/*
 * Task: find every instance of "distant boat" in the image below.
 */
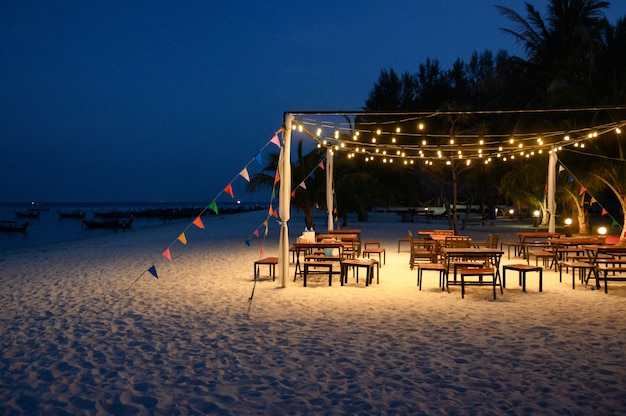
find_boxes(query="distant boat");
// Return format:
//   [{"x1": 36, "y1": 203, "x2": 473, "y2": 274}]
[
  {"x1": 91, "y1": 209, "x2": 133, "y2": 219},
  {"x1": 82, "y1": 217, "x2": 133, "y2": 230},
  {"x1": 14, "y1": 209, "x2": 40, "y2": 218},
  {"x1": 58, "y1": 209, "x2": 86, "y2": 219},
  {"x1": 0, "y1": 220, "x2": 29, "y2": 232}
]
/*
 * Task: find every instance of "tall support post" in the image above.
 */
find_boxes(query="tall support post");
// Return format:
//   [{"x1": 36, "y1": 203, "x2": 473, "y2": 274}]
[
  {"x1": 326, "y1": 149, "x2": 334, "y2": 231},
  {"x1": 547, "y1": 149, "x2": 557, "y2": 233},
  {"x1": 278, "y1": 114, "x2": 293, "y2": 288}
]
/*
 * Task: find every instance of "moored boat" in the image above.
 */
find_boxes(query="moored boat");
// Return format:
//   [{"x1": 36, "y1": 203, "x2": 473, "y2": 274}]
[
  {"x1": 58, "y1": 210, "x2": 86, "y2": 219},
  {"x1": 0, "y1": 220, "x2": 29, "y2": 232},
  {"x1": 82, "y1": 217, "x2": 133, "y2": 230},
  {"x1": 91, "y1": 209, "x2": 133, "y2": 219},
  {"x1": 14, "y1": 209, "x2": 40, "y2": 218}
]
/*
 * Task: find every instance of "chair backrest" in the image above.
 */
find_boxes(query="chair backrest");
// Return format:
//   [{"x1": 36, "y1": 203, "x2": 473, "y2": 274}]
[
  {"x1": 444, "y1": 235, "x2": 471, "y2": 248},
  {"x1": 433, "y1": 229, "x2": 454, "y2": 236},
  {"x1": 487, "y1": 234, "x2": 499, "y2": 248}
]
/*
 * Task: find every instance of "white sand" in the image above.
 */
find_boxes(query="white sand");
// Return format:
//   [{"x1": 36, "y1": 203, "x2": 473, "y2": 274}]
[{"x1": 1, "y1": 211, "x2": 626, "y2": 415}]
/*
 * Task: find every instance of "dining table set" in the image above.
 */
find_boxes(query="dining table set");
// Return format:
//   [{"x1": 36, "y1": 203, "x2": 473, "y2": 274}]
[{"x1": 291, "y1": 230, "x2": 381, "y2": 287}]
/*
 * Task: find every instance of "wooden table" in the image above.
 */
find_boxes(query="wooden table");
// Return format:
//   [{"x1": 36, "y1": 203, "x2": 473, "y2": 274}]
[
  {"x1": 442, "y1": 247, "x2": 504, "y2": 297},
  {"x1": 293, "y1": 242, "x2": 344, "y2": 281},
  {"x1": 517, "y1": 232, "x2": 561, "y2": 258},
  {"x1": 340, "y1": 259, "x2": 377, "y2": 286}
]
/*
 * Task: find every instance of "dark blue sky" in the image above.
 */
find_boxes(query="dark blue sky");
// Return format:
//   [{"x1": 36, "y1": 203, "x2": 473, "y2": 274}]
[{"x1": 2, "y1": 1, "x2": 625, "y2": 203}]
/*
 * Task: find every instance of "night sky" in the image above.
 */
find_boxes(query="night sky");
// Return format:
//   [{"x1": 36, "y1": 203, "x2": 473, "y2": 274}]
[{"x1": 2, "y1": 1, "x2": 625, "y2": 203}]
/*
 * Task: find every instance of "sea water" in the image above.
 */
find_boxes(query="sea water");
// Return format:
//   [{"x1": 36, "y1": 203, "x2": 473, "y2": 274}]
[{"x1": 0, "y1": 202, "x2": 261, "y2": 253}]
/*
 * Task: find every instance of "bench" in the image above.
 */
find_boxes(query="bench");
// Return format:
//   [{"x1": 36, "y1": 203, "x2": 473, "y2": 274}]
[
  {"x1": 253, "y1": 257, "x2": 278, "y2": 281},
  {"x1": 503, "y1": 264, "x2": 543, "y2": 292},
  {"x1": 303, "y1": 261, "x2": 334, "y2": 287},
  {"x1": 417, "y1": 263, "x2": 446, "y2": 290},
  {"x1": 596, "y1": 265, "x2": 626, "y2": 293},
  {"x1": 447, "y1": 267, "x2": 501, "y2": 299}
]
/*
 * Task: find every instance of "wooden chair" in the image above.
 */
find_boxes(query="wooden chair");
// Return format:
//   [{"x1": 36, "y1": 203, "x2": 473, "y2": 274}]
[
  {"x1": 443, "y1": 236, "x2": 471, "y2": 248},
  {"x1": 408, "y1": 230, "x2": 436, "y2": 269},
  {"x1": 473, "y1": 234, "x2": 499, "y2": 248}
]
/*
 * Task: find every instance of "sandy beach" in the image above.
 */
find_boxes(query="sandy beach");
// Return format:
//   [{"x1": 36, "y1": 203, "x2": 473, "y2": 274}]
[{"x1": 1, "y1": 210, "x2": 626, "y2": 415}]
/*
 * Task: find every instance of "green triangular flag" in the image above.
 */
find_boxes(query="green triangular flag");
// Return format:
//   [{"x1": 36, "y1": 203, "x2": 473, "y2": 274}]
[
  {"x1": 209, "y1": 200, "x2": 218, "y2": 215},
  {"x1": 612, "y1": 219, "x2": 619, "y2": 227}
]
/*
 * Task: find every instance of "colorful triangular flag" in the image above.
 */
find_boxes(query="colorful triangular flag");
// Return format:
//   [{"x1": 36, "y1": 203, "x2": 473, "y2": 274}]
[
  {"x1": 263, "y1": 220, "x2": 269, "y2": 236},
  {"x1": 256, "y1": 152, "x2": 262, "y2": 165},
  {"x1": 208, "y1": 201, "x2": 218, "y2": 215},
  {"x1": 318, "y1": 161, "x2": 325, "y2": 170},
  {"x1": 579, "y1": 186, "x2": 587, "y2": 196},
  {"x1": 568, "y1": 176, "x2": 574, "y2": 183},
  {"x1": 224, "y1": 184, "x2": 234, "y2": 198},
  {"x1": 270, "y1": 134, "x2": 281, "y2": 148},
  {"x1": 590, "y1": 197, "x2": 597, "y2": 205},
  {"x1": 239, "y1": 167, "x2": 250, "y2": 182},
  {"x1": 177, "y1": 232, "x2": 187, "y2": 245},
  {"x1": 162, "y1": 248, "x2": 172, "y2": 262},
  {"x1": 193, "y1": 216, "x2": 205, "y2": 229},
  {"x1": 253, "y1": 229, "x2": 259, "y2": 237},
  {"x1": 274, "y1": 171, "x2": 280, "y2": 184},
  {"x1": 299, "y1": 181, "x2": 307, "y2": 190},
  {"x1": 148, "y1": 265, "x2": 159, "y2": 279},
  {"x1": 558, "y1": 164, "x2": 564, "y2": 172},
  {"x1": 245, "y1": 239, "x2": 251, "y2": 246},
  {"x1": 601, "y1": 208, "x2": 608, "y2": 216}
]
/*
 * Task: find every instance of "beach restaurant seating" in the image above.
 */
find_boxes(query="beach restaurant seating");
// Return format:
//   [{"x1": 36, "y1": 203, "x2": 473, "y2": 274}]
[
  {"x1": 473, "y1": 234, "x2": 499, "y2": 249},
  {"x1": 408, "y1": 231, "x2": 436, "y2": 269},
  {"x1": 362, "y1": 240, "x2": 386, "y2": 265}
]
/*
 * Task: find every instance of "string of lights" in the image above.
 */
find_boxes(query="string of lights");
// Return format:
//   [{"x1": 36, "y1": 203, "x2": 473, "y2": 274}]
[{"x1": 288, "y1": 108, "x2": 625, "y2": 166}]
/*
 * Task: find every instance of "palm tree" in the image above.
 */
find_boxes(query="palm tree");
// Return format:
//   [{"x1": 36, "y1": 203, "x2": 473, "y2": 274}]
[
  {"x1": 247, "y1": 140, "x2": 325, "y2": 230},
  {"x1": 497, "y1": 0, "x2": 610, "y2": 105}
]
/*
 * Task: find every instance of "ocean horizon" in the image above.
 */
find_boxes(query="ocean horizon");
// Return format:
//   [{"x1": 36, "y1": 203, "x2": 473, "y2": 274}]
[{"x1": 0, "y1": 201, "x2": 266, "y2": 254}]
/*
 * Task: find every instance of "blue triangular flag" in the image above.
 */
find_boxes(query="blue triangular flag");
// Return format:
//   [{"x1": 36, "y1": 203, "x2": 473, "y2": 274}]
[
  {"x1": 310, "y1": 172, "x2": 316, "y2": 180},
  {"x1": 148, "y1": 265, "x2": 158, "y2": 279},
  {"x1": 245, "y1": 239, "x2": 251, "y2": 246},
  {"x1": 568, "y1": 176, "x2": 574, "y2": 183},
  {"x1": 256, "y1": 152, "x2": 262, "y2": 165}
]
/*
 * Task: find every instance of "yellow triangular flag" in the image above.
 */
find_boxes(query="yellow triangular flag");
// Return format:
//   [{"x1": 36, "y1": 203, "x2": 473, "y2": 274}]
[{"x1": 177, "y1": 232, "x2": 187, "y2": 245}]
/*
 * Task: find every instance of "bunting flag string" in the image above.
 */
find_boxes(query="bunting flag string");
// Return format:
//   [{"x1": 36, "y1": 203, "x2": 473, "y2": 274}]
[
  {"x1": 291, "y1": 156, "x2": 327, "y2": 195},
  {"x1": 131, "y1": 128, "x2": 285, "y2": 287},
  {"x1": 558, "y1": 161, "x2": 623, "y2": 230}
]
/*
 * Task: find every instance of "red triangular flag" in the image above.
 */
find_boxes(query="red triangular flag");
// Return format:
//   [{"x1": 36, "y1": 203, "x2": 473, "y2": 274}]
[
  {"x1": 224, "y1": 184, "x2": 234, "y2": 198},
  {"x1": 270, "y1": 134, "x2": 281, "y2": 148},
  {"x1": 253, "y1": 229, "x2": 259, "y2": 237},
  {"x1": 291, "y1": 190, "x2": 296, "y2": 197},
  {"x1": 162, "y1": 248, "x2": 172, "y2": 262},
  {"x1": 318, "y1": 161, "x2": 325, "y2": 170},
  {"x1": 601, "y1": 208, "x2": 608, "y2": 216},
  {"x1": 193, "y1": 216, "x2": 205, "y2": 229},
  {"x1": 579, "y1": 186, "x2": 587, "y2": 196},
  {"x1": 274, "y1": 171, "x2": 280, "y2": 184}
]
